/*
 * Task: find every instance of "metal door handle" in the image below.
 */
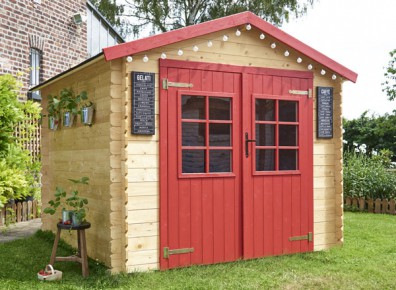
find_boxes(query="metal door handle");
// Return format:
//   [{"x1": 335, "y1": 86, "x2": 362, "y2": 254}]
[{"x1": 245, "y1": 132, "x2": 256, "y2": 158}]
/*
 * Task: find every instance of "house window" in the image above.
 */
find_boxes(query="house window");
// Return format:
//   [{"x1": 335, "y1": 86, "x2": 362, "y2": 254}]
[{"x1": 28, "y1": 48, "x2": 41, "y2": 101}]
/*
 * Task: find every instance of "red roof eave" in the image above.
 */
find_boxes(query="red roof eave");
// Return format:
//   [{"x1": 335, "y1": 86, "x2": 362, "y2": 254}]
[{"x1": 103, "y1": 12, "x2": 357, "y2": 83}]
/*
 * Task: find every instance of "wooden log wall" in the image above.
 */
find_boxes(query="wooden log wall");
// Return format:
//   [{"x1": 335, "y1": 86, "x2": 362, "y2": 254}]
[
  {"x1": 124, "y1": 27, "x2": 344, "y2": 271},
  {"x1": 40, "y1": 57, "x2": 124, "y2": 271},
  {"x1": 313, "y1": 79, "x2": 343, "y2": 251},
  {"x1": 108, "y1": 58, "x2": 128, "y2": 273}
]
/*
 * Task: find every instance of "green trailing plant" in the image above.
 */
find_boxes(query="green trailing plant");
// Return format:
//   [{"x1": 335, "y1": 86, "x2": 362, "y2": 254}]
[
  {"x1": 47, "y1": 95, "x2": 61, "y2": 117},
  {"x1": 59, "y1": 88, "x2": 88, "y2": 115},
  {"x1": 44, "y1": 177, "x2": 89, "y2": 225},
  {"x1": 46, "y1": 88, "x2": 89, "y2": 127}
]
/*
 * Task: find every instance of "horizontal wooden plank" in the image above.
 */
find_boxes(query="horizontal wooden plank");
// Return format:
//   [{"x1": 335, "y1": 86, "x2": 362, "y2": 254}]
[
  {"x1": 111, "y1": 71, "x2": 123, "y2": 85},
  {"x1": 110, "y1": 99, "x2": 124, "y2": 113},
  {"x1": 314, "y1": 187, "x2": 336, "y2": 200},
  {"x1": 129, "y1": 236, "x2": 158, "y2": 251},
  {"x1": 314, "y1": 143, "x2": 335, "y2": 155},
  {"x1": 127, "y1": 249, "x2": 158, "y2": 266},
  {"x1": 127, "y1": 168, "x2": 158, "y2": 182},
  {"x1": 314, "y1": 221, "x2": 336, "y2": 234},
  {"x1": 127, "y1": 141, "x2": 159, "y2": 155},
  {"x1": 128, "y1": 222, "x2": 159, "y2": 238},
  {"x1": 128, "y1": 155, "x2": 158, "y2": 169},
  {"x1": 314, "y1": 154, "x2": 335, "y2": 166},
  {"x1": 314, "y1": 165, "x2": 335, "y2": 177},
  {"x1": 314, "y1": 177, "x2": 334, "y2": 189},
  {"x1": 128, "y1": 195, "x2": 158, "y2": 211},
  {"x1": 110, "y1": 237, "x2": 125, "y2": 253},
  {"x1": 314, "y1": 232, "x2": 337, "y2": 246},
  {"x1": 127, "y1": 182, "x2": 159, "y2": 197},
  {"x1": 110, "y1": 127, "x2": 125, "y2": 141},
  {"x1": 127, "y1": 209, "x2": 159, "y2": 224},
  {"x1": 111, "y1": 112, "x2": 126, "y2": 127},
  {"x1": 314, "y1": 209, "x2": 336, "y2": 223},
  {"x1": 314, "y1": 199, "x2": 335, "y2": 211}
]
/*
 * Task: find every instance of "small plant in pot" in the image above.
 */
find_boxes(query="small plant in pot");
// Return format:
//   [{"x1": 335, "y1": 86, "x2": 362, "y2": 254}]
[
  {"x1": 47, "y1": 95, "x2": 61, "y2": 130},
  {"x1": 59, "y1": 89, "x2": 88, "y2": 128},
  {"x1": 43, "y1": 177, "x2": 89, "y2": 226}
]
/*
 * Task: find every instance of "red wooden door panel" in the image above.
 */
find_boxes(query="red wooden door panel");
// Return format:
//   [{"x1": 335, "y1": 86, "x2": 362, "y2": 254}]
[
  {"x1": 160, "y1": 59, "x2": 313, "y2": 270},
  {"x1": 160, "y1": 62, "x2": 242, "y2": 269},
  {"x1": 242, "y1": 73, "x2": 313, "y2": 259}
]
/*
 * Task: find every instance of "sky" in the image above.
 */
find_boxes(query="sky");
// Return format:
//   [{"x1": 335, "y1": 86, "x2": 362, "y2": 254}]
[{"x1": 281, "y1": 0, "x2": 396, "y2": 119}]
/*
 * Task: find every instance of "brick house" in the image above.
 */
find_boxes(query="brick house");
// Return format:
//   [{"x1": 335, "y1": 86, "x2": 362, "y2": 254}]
[{"x1": 0, "y1": 0, "x2": 124, "y2": 101}]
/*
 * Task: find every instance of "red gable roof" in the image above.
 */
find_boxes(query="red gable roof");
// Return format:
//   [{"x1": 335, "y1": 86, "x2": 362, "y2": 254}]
[{"x1": 103, "y1": 11, "x2": 357, "y2": 83}]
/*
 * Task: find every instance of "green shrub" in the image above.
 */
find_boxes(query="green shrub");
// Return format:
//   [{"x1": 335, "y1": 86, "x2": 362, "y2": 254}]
[
  {"x1": 0, "y1": 74, "x2": 41, "y2": 207},
  {"x1": 343, "y1": 148, "x2": 396, "y2": 199}
]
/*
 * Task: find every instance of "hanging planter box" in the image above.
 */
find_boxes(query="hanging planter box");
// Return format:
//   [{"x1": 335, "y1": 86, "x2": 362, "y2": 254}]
[
  {"x1": 63, "y1": 111, "x2": 75, "y2": 127},
  {"x1": 48, "y1": 116, "x2": 59, "y2": 130},
  {"x1": 81, "y1": 105, "x2": 94, "y2": 126}
]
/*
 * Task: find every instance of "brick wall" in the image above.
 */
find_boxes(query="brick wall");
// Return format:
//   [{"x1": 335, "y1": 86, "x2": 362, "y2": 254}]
[{"x1": 0, "y1": 0, "x2": 88, "y2": 99}]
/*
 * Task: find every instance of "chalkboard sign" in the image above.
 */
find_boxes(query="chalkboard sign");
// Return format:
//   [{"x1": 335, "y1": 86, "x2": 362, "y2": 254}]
[
  {"x1": 317, "y1": 87, "x2": 333, "y2": 138},
  {"x1": 132, "y1": 72, "x2": 155, "y2": 135}
]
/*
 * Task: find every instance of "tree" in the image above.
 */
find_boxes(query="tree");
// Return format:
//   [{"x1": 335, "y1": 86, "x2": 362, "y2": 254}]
[
  {"x1": 94, "y1": 0, "x2": 315, "y2": 38},
  {"x1": 343, "y1": 110, "x2": 396, "y2": 161},
  {"x1": 383, "y1": 49, "x2": 396, "y2": 101}
]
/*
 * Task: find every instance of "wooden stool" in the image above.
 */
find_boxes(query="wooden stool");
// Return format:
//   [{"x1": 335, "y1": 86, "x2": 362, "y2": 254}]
[{"x1": 50, "y1": 222, "x2": 91, "y2": 277}]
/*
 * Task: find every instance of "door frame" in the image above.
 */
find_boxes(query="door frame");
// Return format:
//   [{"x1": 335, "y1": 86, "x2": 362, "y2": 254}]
[{"x1": 159, "y1": 59, "x2": 314, "y2": 269}]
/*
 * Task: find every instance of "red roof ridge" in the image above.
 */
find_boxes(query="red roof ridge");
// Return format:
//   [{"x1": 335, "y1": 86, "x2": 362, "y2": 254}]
[{"x1": 103, "y1": 11, "x2": 357, "y2": 83}]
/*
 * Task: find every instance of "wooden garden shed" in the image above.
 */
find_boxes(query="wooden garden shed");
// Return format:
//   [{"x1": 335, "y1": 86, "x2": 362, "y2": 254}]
[{"x1": 36, "y1": 12, "x2": 357, "y2": 273}]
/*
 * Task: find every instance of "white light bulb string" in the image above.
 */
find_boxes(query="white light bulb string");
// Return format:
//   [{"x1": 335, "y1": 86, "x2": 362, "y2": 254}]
[{"x1": 125, "y1": 24, "x2": 338, "y2": 81}]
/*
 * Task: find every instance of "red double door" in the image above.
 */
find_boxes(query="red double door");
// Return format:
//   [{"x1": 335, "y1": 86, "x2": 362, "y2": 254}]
[{"x1": 159, "y1": 59, "x2": 313, "y2": 269}]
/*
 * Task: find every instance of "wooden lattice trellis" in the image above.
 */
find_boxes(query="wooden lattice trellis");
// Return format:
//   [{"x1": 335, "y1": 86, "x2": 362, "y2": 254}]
[{"x1": 14, "y1": 112, "x2": 41, "y2": 161}]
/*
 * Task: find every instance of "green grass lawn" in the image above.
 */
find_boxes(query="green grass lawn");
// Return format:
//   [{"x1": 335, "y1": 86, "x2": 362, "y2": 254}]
[{"x1": 1, "y1": 212, "x2": 396, "y2": 289}]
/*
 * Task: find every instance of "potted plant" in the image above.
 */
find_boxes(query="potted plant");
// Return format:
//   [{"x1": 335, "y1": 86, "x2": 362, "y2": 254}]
[
  {"x1": 43, "y1": 177, "x2": 89, "y2": 226},
  {"x1": 59, "y1": 89, "x2": 88, "y2": 127},
  {"x1": 47, "y1": 95, "x2": 61, "y2": 130},
  {"x1": 65, "y1": 184, "x2": 89, "y2": 226}
]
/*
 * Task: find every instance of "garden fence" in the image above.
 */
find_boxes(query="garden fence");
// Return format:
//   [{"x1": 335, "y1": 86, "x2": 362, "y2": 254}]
[
  {"x1": 344, "y1": 197, "x2": 396, "y2": 214},
  {"x1": 0, "y1": 200, "x2": 40, "y2": 226}
]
